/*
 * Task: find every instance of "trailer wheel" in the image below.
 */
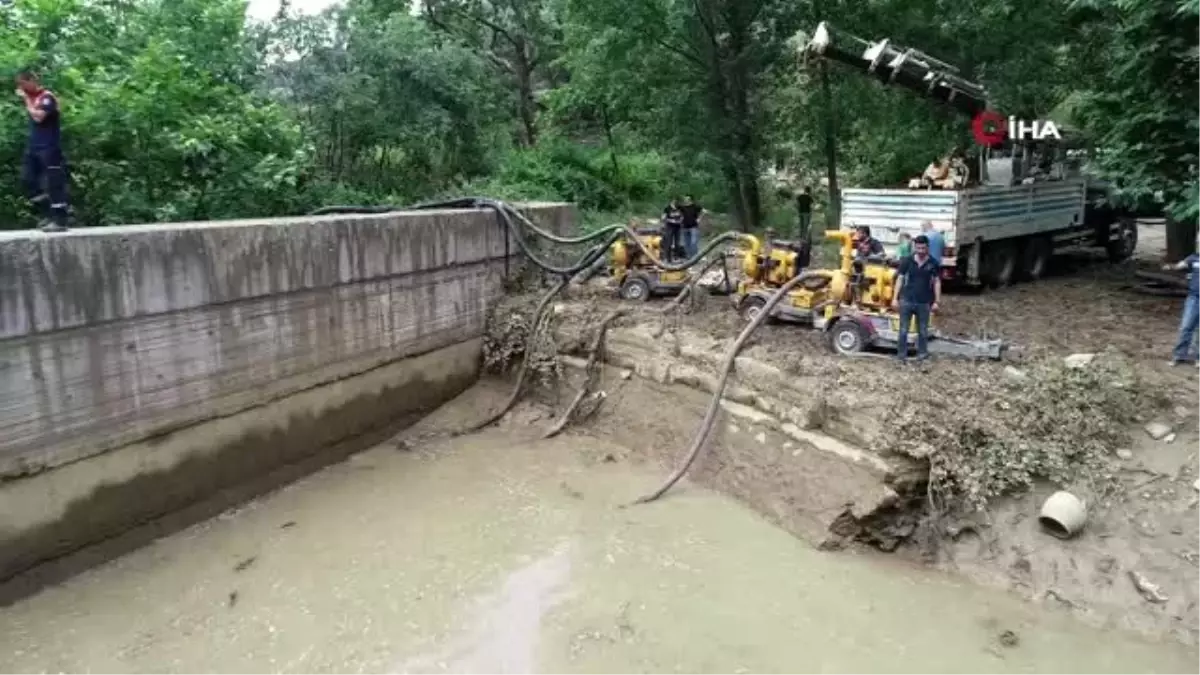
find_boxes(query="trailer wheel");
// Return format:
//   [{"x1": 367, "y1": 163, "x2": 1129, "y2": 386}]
[
  {"x1": 1020, "y1": 237, "x2": 1052, "y2": 281},
  {"x1": 738, "y1": 295, "x2": 768, "y2": 323},
  {"x1": 619, "y1": 276, "x2": 651, "y2": 302},
  {"x1": 985, "y1": 242, "x2": 1018, "y2": 288},
  {"x1": 1107, "y1": 217, "x2": 1138, "y2": 262},
  {"x1": 827, "y1": 318, "x2": 868, "y2": 356}
]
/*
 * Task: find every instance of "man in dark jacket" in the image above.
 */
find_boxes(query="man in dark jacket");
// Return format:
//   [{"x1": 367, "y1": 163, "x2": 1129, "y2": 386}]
[
  {"x1": 16, "y1": 70, "x2": 68, "y2": 232},
  {"x1": 795, "y1": 187, "x2": 813, "y2": 240},
  {"x1": 661, "y1": 198, "x2": 684, "y2": 261},
  {"x1": 679, "y1": 195, "x2": 704, "y2": 259}
]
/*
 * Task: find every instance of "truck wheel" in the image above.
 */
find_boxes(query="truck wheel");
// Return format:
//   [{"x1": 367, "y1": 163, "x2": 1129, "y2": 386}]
[
  {"x1": 827, "y1": 318, "x2": 868, "y2": 356},
  {"x1": 738, "y1": 295, "x2": 768, "y2": 323},
  {"x1": 1107, "y1": 217, "x2": 1138, "y2": 262},
  {"x1": 985, "y1": 242, "x2": 1018, "y2": 288},
  {"x1": 1020, "y1": 237, "x2": 1052, "y2": 281},
  {"x1": 619, "y1": 276, "x2": 651, "y2": 302}
]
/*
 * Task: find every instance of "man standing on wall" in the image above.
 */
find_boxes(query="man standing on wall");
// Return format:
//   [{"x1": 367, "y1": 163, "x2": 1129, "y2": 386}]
[
  {"x1": 892, "y1": 234, "x2": 941, "y2": 363},
  {"x1": 16, "y1": 71, "x2": 69, "y2": 232},
  {"x1": 679, "y1": 195, "x2": 705, "y2": 259},
  {"x1": 1163, "y1": 251, "x2": 1199, "y2": 365},
  {"x1": 795, "y1": 187, "x2": 813, "y2": 240}
]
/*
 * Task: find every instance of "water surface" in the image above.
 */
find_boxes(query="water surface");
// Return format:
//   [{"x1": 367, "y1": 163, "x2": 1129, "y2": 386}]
[{"x1": 1, "y1": 431, "x2": 1194, "y2": 673}]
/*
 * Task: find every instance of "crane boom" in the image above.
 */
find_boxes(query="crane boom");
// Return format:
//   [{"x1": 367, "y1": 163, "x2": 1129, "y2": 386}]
[{"x1": 804, "y1": 21, "x2": 990, "y2": 120}]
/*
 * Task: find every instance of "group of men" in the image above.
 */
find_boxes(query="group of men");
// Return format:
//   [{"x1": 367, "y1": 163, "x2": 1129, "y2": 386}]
[{"x1": 660, "y1": 196, "x2": 705, "y2": 260}]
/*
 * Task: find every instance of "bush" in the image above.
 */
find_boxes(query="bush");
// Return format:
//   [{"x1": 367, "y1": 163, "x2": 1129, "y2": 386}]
[{"x1": 887, "y1": 350, "x2": 1153, "y2": 513}]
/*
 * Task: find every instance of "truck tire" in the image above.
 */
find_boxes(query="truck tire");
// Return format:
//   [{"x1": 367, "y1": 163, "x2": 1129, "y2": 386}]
[
  {"x1": 1020, "y1": 237, "x2": 1052, "y2": 281},
  {"x1": 985, "y1": 241, "x2": 1018, "y2": 288},
  {"x1": 1106, "y1": 217, "x2": 1138, "y2": 262}
]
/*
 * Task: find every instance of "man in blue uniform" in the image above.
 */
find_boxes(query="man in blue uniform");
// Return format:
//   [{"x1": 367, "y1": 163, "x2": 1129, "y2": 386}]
[
  {"x1": 1163, "y1": 252, "x2": 1200, "y2": 365},
  {"x1": 16, "y1": 71, "x2": 68, "y2": 232}
]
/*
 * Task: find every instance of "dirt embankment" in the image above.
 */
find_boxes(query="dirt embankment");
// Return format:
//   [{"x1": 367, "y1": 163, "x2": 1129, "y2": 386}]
[{"x1": 481, "y1": 246, "x2": 1199, "y2": 645}]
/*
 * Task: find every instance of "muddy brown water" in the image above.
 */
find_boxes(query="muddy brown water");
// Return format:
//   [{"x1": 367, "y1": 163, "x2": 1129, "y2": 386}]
[{"x1": 1, "y1": 403, "x2": 1195, "y2": 674}]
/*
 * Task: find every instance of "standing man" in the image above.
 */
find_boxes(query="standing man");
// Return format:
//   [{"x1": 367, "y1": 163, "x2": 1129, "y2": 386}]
[
  {"x1": 16, "y1": 71, "x2": 68, "y2": 232},
  {"x1": 1163, "y1": 252, "x2": 1199, "y2": 365},
  {"x1": 920, "y1": 220, "x2": 944, "y2": 264},
  {"x1": 795, "y1": 187, "x2": 813, "y2": 241},
  {"x1": 661, "y1": 197, "x2": 684, "y2": 261},
  {"x1": 679, "y1": 195, "x2": 705, "y2": 259},
  {"x1": 892, "y1": 234, "x2": 941, "y2": 363}
]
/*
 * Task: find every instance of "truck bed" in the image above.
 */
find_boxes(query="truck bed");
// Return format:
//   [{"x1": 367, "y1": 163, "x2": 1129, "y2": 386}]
[{"x1": 840, "y1": 180, "x2": 1088, "y2": 266}]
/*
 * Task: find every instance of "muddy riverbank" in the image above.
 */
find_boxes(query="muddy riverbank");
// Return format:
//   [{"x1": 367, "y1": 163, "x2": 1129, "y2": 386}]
[{"x1": 0, "y1": 384, "x2": 1195, "y2": 673}]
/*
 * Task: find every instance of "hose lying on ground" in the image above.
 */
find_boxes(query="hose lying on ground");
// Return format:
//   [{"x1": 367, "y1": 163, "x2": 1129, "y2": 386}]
[
  {"x1": 663, "y1": 254, "x2": 732, "y2": 312},
  {"x1": 311, "y1": 198, "x2": 742, "y2": 439},
  {"x1": 456, "y1": 276, "x2": 569, "y2": 435},
  {"x1": 542, "y1": 308, "x2": 627, "y2": 439},
  {"x1": 631, "y1": 272, "x2": 814, "y2": 505}
]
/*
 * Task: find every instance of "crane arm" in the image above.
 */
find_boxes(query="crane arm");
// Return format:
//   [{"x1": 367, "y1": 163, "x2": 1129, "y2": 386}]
[{"x1": 803, "y1": 21, "x2": 990, "y2": 120}]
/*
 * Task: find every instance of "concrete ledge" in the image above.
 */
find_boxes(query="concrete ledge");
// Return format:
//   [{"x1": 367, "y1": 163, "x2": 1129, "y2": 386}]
[
  {"x1": 0, "y1": 203, "x2": 574, "y2": 477},
  {"x1": 0, "y1": 203, "x2": 573, "y2": 337},
  {"x1": 0, "y1": 338, "x2": 482, "y2": 583}
]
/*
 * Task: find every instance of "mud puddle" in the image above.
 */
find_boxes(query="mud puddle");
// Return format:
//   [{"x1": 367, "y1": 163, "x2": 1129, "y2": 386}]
[{"x1": 0, "y1": 385, "x2": 1195, "y2": 673}]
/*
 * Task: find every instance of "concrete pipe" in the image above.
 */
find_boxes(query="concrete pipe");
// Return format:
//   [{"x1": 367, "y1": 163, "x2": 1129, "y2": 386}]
[{"x1": 1039, "y1": 491, "x2": 1088, "y2": 539}]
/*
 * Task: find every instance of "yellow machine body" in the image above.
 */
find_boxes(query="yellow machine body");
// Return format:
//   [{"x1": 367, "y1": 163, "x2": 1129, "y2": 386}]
[
  {"x1": 734, "y1": 229, "x2": 922, "y2": 324},
  {"x1": 610, "y1": 231, "x2": 691, "y2": 300},
  {"x1": 611, "y1": 232, "x2": 689, "y2": 281},
  {"x1": 739, "y1": 241, "x2": 800, "y2": 287}
]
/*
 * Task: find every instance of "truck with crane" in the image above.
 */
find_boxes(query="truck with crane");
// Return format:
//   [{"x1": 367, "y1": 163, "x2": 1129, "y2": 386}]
[{"x1": 802, "y1": 22, "x2": 1142, "y2": 287}]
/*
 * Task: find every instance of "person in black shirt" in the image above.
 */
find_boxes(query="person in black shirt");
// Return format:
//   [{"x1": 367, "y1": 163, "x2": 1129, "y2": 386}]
[
  {"x1": 679, "y1": 195, "x2": 704, "y2": 259},
  {"x1": 795, "y1": 187, "x2": 813, "y2": 240},
  {"x1": 16, "y1": 71, "x2": 68, "y2": 232},
  {"x1": 661, "y1": 198, "x2": 684, "y2": 261},
  {"x1": 891, "y1": 234, "x2": 941, "y2": 362}
]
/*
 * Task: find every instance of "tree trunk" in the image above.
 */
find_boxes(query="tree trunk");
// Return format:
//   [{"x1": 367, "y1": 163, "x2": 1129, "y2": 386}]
[
  {"x1": 601, "y1": 104, "x2": 621, "y2": 179},
  {"x1": 721, "y1": 157, "x2": 749, "y2": 230},
  {"x1": 819, "y1": 61, "x2": 840, "y2": 229},
  {"x1": 514, "y1": 49, "x2": 538, "y2": 147},
  {"x1": 1166, "y1": 215, "x2": 1199, "y2": 261},
  {"x1": 725, "y1": 21, "x2": 762, "y2": 230}
]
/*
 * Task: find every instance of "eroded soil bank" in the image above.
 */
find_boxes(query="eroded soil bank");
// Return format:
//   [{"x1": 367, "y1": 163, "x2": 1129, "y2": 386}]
[
  {"x1": 0, "y1": 383, "x2": 1195, "y2": 674},
  {"x1": 485, "y1": 236, "x2": 1200, "y2": 647}
]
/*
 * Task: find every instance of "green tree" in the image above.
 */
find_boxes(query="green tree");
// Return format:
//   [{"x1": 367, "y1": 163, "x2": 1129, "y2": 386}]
[
  {"x1": 258, "y1": 3, "x2": 511, "y2": 203},
  {"x1": 0, "y1": 0, "x2": 310, "y2": 227},
  {"x1": 421, "y1": 0, "x2": 562, "y2": 147},
  {"x1": 1069, "y1": 0, "x2": 1198, "y2": 256}
]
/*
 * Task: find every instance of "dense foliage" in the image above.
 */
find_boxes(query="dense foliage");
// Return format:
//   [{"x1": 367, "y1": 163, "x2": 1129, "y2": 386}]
[{"x1": 0, "y1": 0, "x2": 1194, "y2": 235}]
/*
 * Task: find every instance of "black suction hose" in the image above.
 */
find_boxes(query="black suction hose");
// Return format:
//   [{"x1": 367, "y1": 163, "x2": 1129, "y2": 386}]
[
  {"x1": 632, "y1": 271, "x2": 817, "y2": 505},
  {"x1": 310, "y1": 197, "x2": 745, "y2": 278}
]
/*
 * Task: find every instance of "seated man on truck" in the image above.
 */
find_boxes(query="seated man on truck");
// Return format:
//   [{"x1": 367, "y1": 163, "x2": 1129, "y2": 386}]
[{"x1": 911, "y1": 156, "x2": 948, "y2": 189}]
